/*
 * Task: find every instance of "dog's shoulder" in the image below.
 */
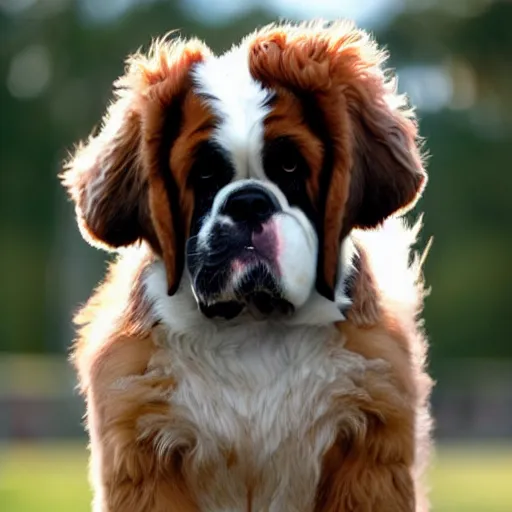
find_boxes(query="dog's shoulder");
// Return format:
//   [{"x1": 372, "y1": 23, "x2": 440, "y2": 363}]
[
  {"x1": 349, "y1": 217, "x2": 428, "y2": 327},
  {"x1": 322, "y1": 217, "x2": 433, "y2": 510},
  {"x1": 341, "y1": 216, "x2": 431, "y2": 421},
  {"x1": 70, "y1": 245, "x2": 155, "y2": 392}
]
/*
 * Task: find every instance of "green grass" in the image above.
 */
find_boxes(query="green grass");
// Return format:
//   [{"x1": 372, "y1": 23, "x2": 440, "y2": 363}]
[
  {"x1": 429, "y1": 443, "x2": 512, "y2": 512},
  {"x1": 1, "y1": 441, "x2": 511, "y2": 511}
]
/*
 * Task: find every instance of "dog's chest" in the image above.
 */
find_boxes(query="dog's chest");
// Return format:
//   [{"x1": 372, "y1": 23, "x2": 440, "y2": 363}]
[{"x1": 147, "y1": 323, "x2": 370, "y2": 512}]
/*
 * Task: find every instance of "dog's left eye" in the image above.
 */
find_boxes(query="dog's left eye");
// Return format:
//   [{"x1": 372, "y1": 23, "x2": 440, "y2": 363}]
[
  {"x1": 264, "y1": 137, "x2": 307, "y2": 182},
  {"x1": 199, "y1": 168, "x2": 214, "y2": 180},
  {"x1": 281, "y1": 156, "x2": 297, "y2": 174}
]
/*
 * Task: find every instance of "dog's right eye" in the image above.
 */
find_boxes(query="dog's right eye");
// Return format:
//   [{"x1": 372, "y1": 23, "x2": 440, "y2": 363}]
[
  {"x1": 280, "y1": 153, "x2": 298, "y2": 174},
  {"x1": 188, "y1": 141, "x2": 234, "y2": 190},
  {"x1": 198, "y1": 168, "x2": 214, "y2": 180},
  {"x1": 263, "y1": 136, "x2": 309, "y2": 184},
  {"x1": 263, "y1": 136, "x2": 316, "y2": 219}
]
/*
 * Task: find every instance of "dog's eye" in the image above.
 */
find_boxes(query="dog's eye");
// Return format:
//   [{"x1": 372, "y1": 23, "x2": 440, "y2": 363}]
[
  {"x1": 281, "y1": 156, "x2": 297, "y2": 174},
  {"x1": 199, "y1": 168, "x2": 214, "y2": 180},
  {"x1": 188, "y1": 141, "x2": 235, "y2": 189},
  {"x1": 264, "y1": 137, "x2": 308, "y2": 182},
  {"x1": 263, "y1": 136, "x2": 314, "y2": 217}
]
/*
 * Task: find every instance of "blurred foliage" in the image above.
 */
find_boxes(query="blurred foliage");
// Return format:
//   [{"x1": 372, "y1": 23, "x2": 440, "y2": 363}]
[{"x1": 0, "y1": 0, "x2": 511, "y2": 368}]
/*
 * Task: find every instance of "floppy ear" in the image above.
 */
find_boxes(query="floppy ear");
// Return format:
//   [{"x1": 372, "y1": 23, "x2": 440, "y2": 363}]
[
  {"x1": 62, "y1": 90, "x2": 147, "y2": 250},
  {"x1": 325, "y1": 40, "x2": 427, "y2": 298},
  {"x1": 344, "y1": 78, "x2": 426, "y2": 229},
  {"x1": 249, "y1": 21, "x2": 426, "y2": 299},
  {"x1": 62, "y1": 38, "x2": 211, "y2": 295}
]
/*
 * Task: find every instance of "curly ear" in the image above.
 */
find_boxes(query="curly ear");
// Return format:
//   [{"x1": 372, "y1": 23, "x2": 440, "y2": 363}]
[{"x1": 62, "y1": 38, "x2": 211, "y2": 294}]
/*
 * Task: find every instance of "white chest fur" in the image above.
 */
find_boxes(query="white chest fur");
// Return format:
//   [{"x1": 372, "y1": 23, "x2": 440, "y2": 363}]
[
  {"x1": 143, "y1": 319, "x2": 375, "y2": 512},
  {"x1": 139, "y1": 260, "x2": 382, "y2": 511}
]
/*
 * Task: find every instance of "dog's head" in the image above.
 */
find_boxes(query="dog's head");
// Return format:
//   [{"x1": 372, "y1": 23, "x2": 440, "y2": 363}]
[{"x1": 63, "y1": 21, "x2": 426, "y2": 320}]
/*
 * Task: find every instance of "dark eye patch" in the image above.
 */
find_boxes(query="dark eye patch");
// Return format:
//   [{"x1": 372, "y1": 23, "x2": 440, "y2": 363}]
[
  {"x1": 188, "y1": 140, "x2": 235, "y2": 237},
  {"x1": 187, "y1": 140, "x2": 234, "y2": 191},
  {"x1": 263, "y1": 136, "x2": 309, "y2": 183},
  {"x1": 263, "y1": 136, "x2": 316, "y2": 223}
]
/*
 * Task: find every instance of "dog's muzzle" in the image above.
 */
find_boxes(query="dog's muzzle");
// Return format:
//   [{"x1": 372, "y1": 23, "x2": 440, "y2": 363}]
[{"x1": 187, "y1": 183, "x2": 294, "y2": 319}]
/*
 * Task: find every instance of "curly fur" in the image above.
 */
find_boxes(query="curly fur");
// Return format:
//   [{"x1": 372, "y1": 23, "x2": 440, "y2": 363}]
[{"x1": 64, "y1": 20, "x2": 433, "y2": 512}]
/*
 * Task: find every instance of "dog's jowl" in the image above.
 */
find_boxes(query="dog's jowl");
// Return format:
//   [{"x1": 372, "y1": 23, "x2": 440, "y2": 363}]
[{"x1": 63, "y1": 20, "x2": 432, "y2": 512}]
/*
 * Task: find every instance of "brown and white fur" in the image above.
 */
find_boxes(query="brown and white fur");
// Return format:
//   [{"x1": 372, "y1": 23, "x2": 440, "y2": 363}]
[{"x1": 63, "y1": 20, "x2": 433, "y2": 512}]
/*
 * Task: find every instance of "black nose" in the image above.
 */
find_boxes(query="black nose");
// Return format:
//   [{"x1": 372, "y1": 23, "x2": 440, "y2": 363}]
[{"x1": 221, "y1": 185, "x2": 281, "y2": 224}]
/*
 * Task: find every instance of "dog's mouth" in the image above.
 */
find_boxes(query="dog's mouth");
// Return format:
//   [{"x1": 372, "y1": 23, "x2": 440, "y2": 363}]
[
  {"x1": 199, "y1": 293, "x2": 294, "y2": 320},
  {"x1": 187, "y1": 219, "x2": 295, "y2": 319},
  {"x1": 194, "y1": 260, "x2": 295, "y2": 320}
]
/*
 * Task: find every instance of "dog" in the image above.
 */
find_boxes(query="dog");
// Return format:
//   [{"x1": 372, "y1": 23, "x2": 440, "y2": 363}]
[{"x1": 63, "y1": 20, "x2": 433, "y2": 512}]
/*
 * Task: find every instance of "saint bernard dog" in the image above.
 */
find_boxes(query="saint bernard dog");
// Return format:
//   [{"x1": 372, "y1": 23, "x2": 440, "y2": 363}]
[{"x1": 63, "y1": 20, "x2": 433, "y2": 512}]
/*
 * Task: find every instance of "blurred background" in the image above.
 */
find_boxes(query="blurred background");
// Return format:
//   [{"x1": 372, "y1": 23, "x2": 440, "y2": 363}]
[{"x1": 1, "y1": 0, "x2": 511, "y2": 510}]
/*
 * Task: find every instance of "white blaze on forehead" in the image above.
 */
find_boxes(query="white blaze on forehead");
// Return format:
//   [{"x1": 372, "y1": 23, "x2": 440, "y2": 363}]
[{"x1": 192, "y1": 45, "x2": 271, "y2": 178}]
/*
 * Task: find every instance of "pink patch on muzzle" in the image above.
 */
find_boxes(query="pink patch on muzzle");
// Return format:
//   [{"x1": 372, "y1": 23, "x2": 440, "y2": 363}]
[{"x1": 251, "y1": 220, "x2": 280, "y2": 263}]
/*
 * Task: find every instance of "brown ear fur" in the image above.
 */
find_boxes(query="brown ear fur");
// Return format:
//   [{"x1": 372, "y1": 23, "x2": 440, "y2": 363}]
[
  {"x1": 62, "y1": 38, "x2": 211, "y2": 294},
  {"x1": 249, "y1": 21, "x2": 426, "y2": 298},
  {"x1": 344, "y1": 76, "x2": 426, "y2": 229},
  {"x1": 62, "y1": 91, "x2": 146, "y2": 250}
]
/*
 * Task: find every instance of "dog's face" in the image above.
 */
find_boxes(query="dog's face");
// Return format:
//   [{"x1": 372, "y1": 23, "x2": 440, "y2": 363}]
[
  {"x1": 183, "y1": 60, "x2": 324, "y2": 318},
  {"x1": 63, "y1": 21, "x2": 426, "y2": 320},
  {"x1": 186, "y1": 176, "x2": 317, "y2": 318}
]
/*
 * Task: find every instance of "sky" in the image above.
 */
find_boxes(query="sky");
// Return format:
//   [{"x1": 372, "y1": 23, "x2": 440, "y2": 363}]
[
  {"x1": 182, "y1": 0, "x2": 402, "y2": 27},
  {"x1": 71, "y1": 0, "x2": 402, "y2": 28}
]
